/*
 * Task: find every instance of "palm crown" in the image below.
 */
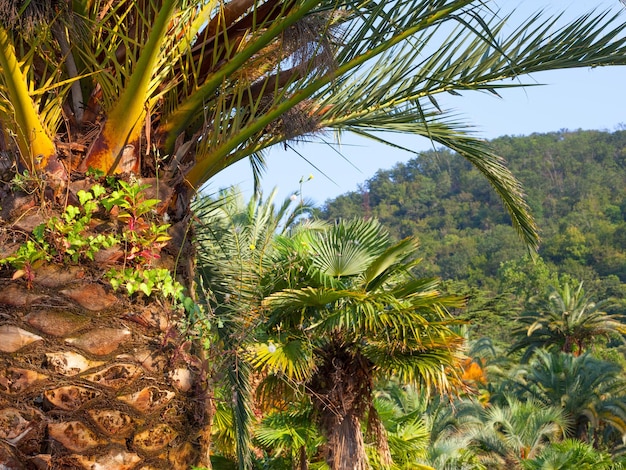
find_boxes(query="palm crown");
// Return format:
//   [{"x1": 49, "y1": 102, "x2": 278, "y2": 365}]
[
  {"x1": 3, "y1": 1, "x2": 626, "y2": 249},
  {"x1": 511, "y1": 282, "x2": 626, "y2": 360}
]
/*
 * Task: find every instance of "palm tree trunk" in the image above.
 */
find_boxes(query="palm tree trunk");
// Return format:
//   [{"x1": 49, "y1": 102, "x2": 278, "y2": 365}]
[
  {"x1": 296, "y1": 445, "x2": 309, "y2": 470},
  {"x1": 0, "y1": 191, "x2": 209, "y2": 468},
  {"x1": 325, "y1": 413, "x2": 368, "y2": 470},
  {"x1": 312, "y1": 346, "x2": 372, "y2": 470}
]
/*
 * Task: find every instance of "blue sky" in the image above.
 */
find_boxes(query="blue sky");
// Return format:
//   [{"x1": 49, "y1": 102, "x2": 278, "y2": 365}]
[{"x1": 209, "y1": 1, "x2": 626, "y2": 205}]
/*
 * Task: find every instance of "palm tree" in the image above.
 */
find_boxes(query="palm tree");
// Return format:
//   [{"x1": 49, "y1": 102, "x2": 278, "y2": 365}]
[
  {"x1": 466, "y1": 396, "x2": 570, "y2": 469},
  {"x1": 194, "y1": 187, "x2": 313, "y2": 467},
  {"x1": 2, "y1": 0, "x2": 626, "y2": 467},
  {"x1": 511, "y1": 282, "x2": 626, "y2": 361},
  {"x1": 257, "y1": 218, "x2": 467, "y2": 469},
  {"x1": 522, "y1": 439, "x2": 622, "y2": 470},
  {"x1": 516, "y1": 349, "x2": 626, "y2": 445}
]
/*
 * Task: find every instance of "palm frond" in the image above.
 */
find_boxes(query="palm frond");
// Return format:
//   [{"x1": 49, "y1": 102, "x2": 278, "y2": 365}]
[{"x1": 249, "y1": 339, "x2": 315, "y2": 382}]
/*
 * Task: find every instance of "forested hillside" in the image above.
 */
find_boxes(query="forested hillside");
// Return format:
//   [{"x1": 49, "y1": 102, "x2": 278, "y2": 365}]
[{"x1": 320, "y1": 129, "x2": 626, "y2": 339}]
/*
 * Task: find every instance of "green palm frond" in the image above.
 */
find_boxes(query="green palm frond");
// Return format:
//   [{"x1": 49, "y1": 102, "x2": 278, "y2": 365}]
[
  {"x1": 520, "y1": 350, "x2": 626, "y2": 435},
  {"x1": 194, "y1": 188, "x2": 313, "y2": 470},
  {"x1": 511, "y1": 282, "x2": 625, "y2": 360},
  {"x1": 364, "y1": 238, "x2": 420, "y2": 290},
  {"x1": 249, "y1": 339, "x2": 315, "y2": 382},
  {"x1": 307, "y1": 218, "x2": 389, "y2": 278},
  {"x1": 467, "y1": 396, "x2": 569, "y2": 466},
  {"x1": 0, "y1": 27, "x2": 57, "y2": 173}
]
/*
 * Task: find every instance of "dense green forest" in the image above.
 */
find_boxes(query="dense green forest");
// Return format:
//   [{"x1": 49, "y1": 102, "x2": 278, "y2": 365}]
[
  {"x1": 198, "y1": 161, "x2": 626, "y2": 468},
  {"x1": 320, "y1": 129, "x2": 626, "y2": 342}
]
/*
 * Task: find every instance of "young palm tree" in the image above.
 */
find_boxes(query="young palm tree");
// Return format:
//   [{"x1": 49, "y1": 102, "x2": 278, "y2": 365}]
[
  {"x1": 517, "y1": 349, "x2": 626, "y2": 445},
  {"x1": 194, "y1": 187, "x2": 313, "y2": 468},
  {"x1": 522, "y1": 439, "x2": 622, "y2": 470},
  {"x1": 511, "y1": 282, "x2": 626, "y2": 361},
  {"x1": 2, "y1": 0, "x2": 626, "y2": 467},
  {"x1": 257, "y1": 218, "x2": 467, "y2": 469},
  {"x1": 466, "y1": 396, "x2": 570, "y2": 469}
]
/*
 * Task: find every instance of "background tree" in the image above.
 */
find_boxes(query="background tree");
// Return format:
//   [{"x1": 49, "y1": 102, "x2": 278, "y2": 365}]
[
  {"x1": 510, "y1": 282, "x2": 626, "y2": 361},
  {"x1": 466, "y1": 396, "x2": 569, "y2": 469},
  {"x1": 194, "y1": 187, "x2": 313, "y2": 468},
  {"x1": 514, "y1": 350, "x2": 626, "y2": 446}
]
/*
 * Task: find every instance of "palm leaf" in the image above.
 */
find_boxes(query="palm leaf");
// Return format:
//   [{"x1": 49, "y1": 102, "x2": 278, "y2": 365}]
[
  {"x1": 0, "y1": 27, "x2": 56, "y2": 173},
  {"x1": 249, "y1": 339, "x2": 315, "y2": 382}
]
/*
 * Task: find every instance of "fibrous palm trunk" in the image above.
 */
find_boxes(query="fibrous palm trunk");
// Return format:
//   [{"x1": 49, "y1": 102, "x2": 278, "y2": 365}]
[
  {"x1": 0, "y1": 189, "x2": 210, "y2": 469},
  {"x1": 311, "y1": 346, "x2": 372, "y2": 470}
]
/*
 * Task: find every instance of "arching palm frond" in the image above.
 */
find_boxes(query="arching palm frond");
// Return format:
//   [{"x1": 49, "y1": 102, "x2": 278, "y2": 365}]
[
  {"x1": 5, "y1": 0, "x2": 626, "y2": 252},
  {"x1": 511, "y1": 282, "x2": 626, "y2": 361},
  {"x1": 518, "y1": 349, "x2": 626, "y2": 444}
]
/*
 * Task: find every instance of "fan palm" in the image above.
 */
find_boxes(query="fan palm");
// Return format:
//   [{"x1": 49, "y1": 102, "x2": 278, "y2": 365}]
[
  {"x1": 256, "y1": 218, "x2": 467, "y2": 469},
  {"x1": 511, "y1": 282, "x2": 626, "y2": 361},
  {"x1": 2, "y1": 0, "x2": 626, "y2": 467}
]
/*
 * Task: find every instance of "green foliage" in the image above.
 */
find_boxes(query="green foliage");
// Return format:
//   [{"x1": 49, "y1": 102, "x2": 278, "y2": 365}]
[
  {"x1": 513, "y1": 350, "x2": 626, "y2": 446},
  {"x1": 510, "y1": 282, "x2": 626, "y2": 360},
  {"x1": 522, "y1": 439, "x2": 622, "y2": 470},
  {"x1": 321, "y1": 130, "x2": 626, "y2": 286},
  {"x1": 0, "y1": 181, "x2": 193, "y2": 306},
  {"x1": 106, "y1": 267, "x2": 183, "y2": 298},
  {"x1": 321, "y1": 129, "x2": 626, "y2": 341}
]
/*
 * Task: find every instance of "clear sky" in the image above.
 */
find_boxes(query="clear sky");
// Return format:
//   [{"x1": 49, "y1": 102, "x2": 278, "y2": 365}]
[{"x1": 208, "y1": 1, "x2": 626, "y2": 206}]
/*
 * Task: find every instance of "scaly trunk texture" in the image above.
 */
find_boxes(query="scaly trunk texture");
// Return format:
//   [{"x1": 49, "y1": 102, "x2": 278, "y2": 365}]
[
  {"x1": 0, "y1": 188, "x2": 210, "y2": 469},
  {"x1": 0, "y1": 277, "x2": 207, "y2": 469},
  {"x1": 325, "y1": 414, "x2": 368, "y2": 470}
]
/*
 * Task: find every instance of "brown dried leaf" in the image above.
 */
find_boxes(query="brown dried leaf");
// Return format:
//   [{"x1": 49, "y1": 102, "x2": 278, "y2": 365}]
[
  {"x1": 71, "y1": 449, "x2": 140, "y2": 470},
  {"x1": 45, "y1": 351, "x2": 104, "y2": 376},
  {"x1": 0, "y1": 408, "x2": 30, "y2": 440},
  {"x1": 117, "y1": 349, "x2": 166, "y2": 373},
  {"x1": 0, "y1": 284, "x2": 43, "y2": 306},
  {"x1": 33, "y1": 264, "x2": 83, "y2": 288},
  {"x1": 133, "y1": 424, "x2": 177, "y2": 453},
  {"x1": 118, "y1": 386, "x2": 175, "y2": 413},
  {"x1": 25, "y1": 309, "x2": 89, "y2": 336},
  {"x1": 82, "y1": 363, "x2": 140, "y2": 389},
  {"x1": 65, "y1": 328, "x2": 131, "y2": 356},
  {"x1": 0, "y1": 367, "x2": 48, "y2": 394},
  {"x1": 87, "y1": 409, "x2": 136, "y2": 437},
  {"x1": 60, "y1": 284, "x2": 117, "y2": 311},
  {"x1": 169, "y1": 368, "x2": 193, "y2": 393}
]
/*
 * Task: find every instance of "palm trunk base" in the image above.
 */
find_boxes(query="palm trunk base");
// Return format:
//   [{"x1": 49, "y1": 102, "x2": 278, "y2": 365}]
[
  {"x1": 324, "y1": 414, "x2": 369, "y2": 470},
  {"x1": 0, "y1": 274, "x2": 208, "y2": 469}
]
